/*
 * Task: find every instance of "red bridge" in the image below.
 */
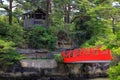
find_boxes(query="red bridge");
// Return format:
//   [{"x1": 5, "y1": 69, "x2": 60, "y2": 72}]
[{"x1": 61, "y1": 47, "x2": 112, "y2": 63}]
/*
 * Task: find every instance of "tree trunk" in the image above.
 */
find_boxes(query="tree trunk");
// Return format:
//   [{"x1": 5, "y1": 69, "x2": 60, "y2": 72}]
[
  {"x1": 46, "y1": 0, "x2": 51, "y2": 27},
  {"x1": 64, "y1": 4, "x2": 70, "y2": 23},
  {"x1": 9, "y1": 0, "x2": 13, "y2": 25}
]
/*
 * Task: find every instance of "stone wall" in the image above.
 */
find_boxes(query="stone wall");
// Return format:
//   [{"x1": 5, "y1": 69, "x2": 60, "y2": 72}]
[
  {"x1": 17, "y1": 49, "x2": 49, "y2": 59},
  {"x1": 20, "y1": 59, "x2": 57, "y2": 69},
  {"x1": 20, "y1": 59, "x2": 83, "y2": 77}
]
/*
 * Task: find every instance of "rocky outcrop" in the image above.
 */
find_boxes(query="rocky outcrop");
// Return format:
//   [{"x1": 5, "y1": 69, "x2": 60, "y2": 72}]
[
  {"x1": 66, "y1": 64, "x2": 83, "y2": 77},
  {"x1": 0, "y1": 59, "x2": 109, "y2": 79},
  {"x1": 20, "y1": 59, "x2": 83, "y2": 77}
]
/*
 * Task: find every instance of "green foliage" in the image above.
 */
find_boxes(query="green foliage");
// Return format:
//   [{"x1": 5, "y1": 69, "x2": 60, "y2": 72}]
[
  {"x1": 0, "y1": 15, "x2": 24, "y2": 71},
  {"x1": 14, "y1": 0, "x2": 42, "y2": 11},
  {"x1": 0, "y1": 16, "x2": 24, "y2": 46},
  {"x1": 0, "y1": 22, "x2": 8, "y2": 37},
  {"x1": 105, "y1": 31, "x2": 120, "y2": 80},
  {"x1": 108, "y1": 63, "x2": 120, "y2": 80},
  {"x1": 74, "y1": 1, "x2": 120, "y2": 79},
  {"x1": 54, "y1": 54, "x2": 63, "y2": 63},
  {"x1": 73, "y1": 0, "x2": 116, "y2": 47},
  {"x1": 74, "y1": 16, "x2": 93, "y2": 46},
  {"x1": 0, "y1": 40, "x2": 14, "y2": 52},
  {"x1": 51, "y1": 0, "x2": 76, "y2": 32},
  {"x1": 0, "y1": 40, "x2": 24, "y2": 71},
  {"x1": 12, "y1": 8, "x2": 23, "y2": 24},
  {"x1": 27, "y1": 26, "x2": 57, "y2": 50},
  {"x1": 8, "y1": 24, "x2": 24, "y2": 46},
  {"x1": 1, "y1": 0, "x2": 120, "y2": 78}
]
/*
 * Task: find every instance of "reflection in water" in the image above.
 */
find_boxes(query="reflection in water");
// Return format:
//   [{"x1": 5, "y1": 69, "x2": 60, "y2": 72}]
[{"x1": 0, "y1": 77, "x2": 109, "y2": 80}]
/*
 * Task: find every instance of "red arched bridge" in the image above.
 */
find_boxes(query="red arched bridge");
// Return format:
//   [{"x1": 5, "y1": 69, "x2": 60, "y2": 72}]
[{"x1": 61, "y1": 47, "x2": 112, "y2": 63}]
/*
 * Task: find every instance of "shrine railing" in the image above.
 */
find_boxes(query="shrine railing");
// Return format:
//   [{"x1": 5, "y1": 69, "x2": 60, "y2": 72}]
[{"x1": 61, "y1": 48, "x2": 112, "y2": 63}]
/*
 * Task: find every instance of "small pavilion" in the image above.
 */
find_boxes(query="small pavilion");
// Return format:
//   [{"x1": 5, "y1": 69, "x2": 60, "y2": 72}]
[{"x1": 23, "y1": 7, "x2": 47, "y2": 28}]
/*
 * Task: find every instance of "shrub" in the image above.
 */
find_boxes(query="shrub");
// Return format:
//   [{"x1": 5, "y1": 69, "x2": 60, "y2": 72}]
[
  {"x1": 108, "y1": 63, "x2": 120, "y2": 80},
  {"x1": 27, "y1": 26, "x2": 57, "y2": 50},
  {"x1": 0, "y1": 16, "x2": 24, "y2": 47},
  {"x1": 54, "y1": 54, "x2": 63, "y2": 63},
  {"x1": 0, "y1": 40, "x2": 24, "y2": 71}
]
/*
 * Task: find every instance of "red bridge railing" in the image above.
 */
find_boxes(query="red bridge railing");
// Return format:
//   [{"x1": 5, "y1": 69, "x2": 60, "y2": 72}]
[{"x1": 61, "y1": 48, "x2": 112, "y2": 63}]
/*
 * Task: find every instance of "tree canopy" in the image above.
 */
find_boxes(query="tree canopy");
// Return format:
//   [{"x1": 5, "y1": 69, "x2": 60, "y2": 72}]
[{"x1": 0, "y1": 0, "x2": 120, "y2": 79}]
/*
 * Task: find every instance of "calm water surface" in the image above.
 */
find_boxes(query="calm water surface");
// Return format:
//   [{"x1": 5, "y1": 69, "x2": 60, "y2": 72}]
[
  {"x1": 0, "y1": 78, "x2": 109, "y2": 80},
  {"x1": 87, "y1": 78, "x2": 109, "y2": 80}
]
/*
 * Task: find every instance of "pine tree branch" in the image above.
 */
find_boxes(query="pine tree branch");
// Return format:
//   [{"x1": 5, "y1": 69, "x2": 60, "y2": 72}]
[{"x1": 0, "y1": 4, "x2": 10, "y2": 12}]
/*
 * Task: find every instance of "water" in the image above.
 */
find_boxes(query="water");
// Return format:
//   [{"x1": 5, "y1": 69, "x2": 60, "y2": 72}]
[
  {"x1": 86, "y1": 78, "x2": 109, "y2": 80},
  {"x1": 41, "y1": 77, "x2": 109, "y2": 80},
  {"x1": 0, "y1": 77, "x2": 109, "y2": 80},
  {"x1": 0, "y1": 72, "x2": 109, "y2": 80}
]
